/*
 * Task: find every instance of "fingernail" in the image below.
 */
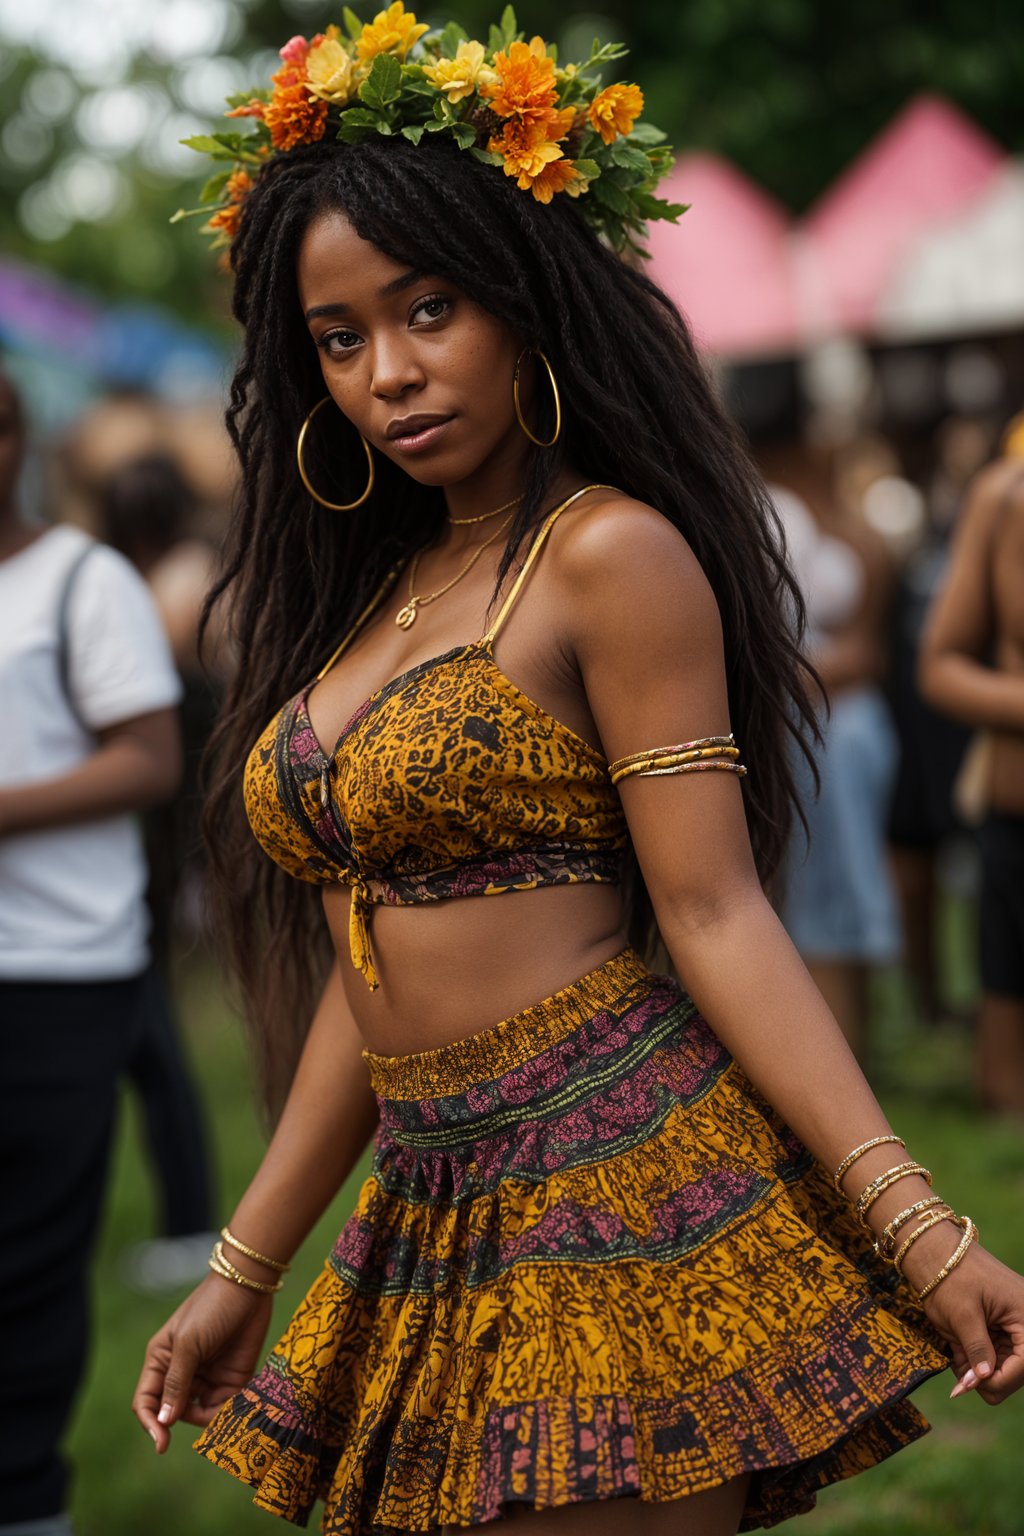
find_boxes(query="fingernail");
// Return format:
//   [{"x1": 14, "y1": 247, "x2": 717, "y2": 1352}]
[
  {"x1": 157, "y1": 1403, "x2": 173, "y2": 1424},
  {"x1": 961, "y1": 1369, "x2": 977, "y2": 1389},
  {"x1": 975, "y1": 1361, "x2": 991, "y2": 1378},
  {"x1": 950, "y1": 1380, "x2": 967, "y2": 1399},
  {"x1": 148, "y1": 1427, "x2": 159, "y2": 1446}
]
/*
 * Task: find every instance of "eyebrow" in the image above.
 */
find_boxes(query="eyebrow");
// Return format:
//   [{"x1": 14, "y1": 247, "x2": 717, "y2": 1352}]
[{"x1": 304, "y1": 268, "x2": 428, "y2": 322}]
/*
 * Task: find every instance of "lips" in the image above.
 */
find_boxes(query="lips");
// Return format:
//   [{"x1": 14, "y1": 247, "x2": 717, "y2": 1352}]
[{"x1": 385, "y1": 413, "x2": 454, "y2": 441}]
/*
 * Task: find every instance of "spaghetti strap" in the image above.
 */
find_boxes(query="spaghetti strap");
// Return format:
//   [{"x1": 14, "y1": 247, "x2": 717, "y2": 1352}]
[
  {"x1": 315, "y1": 560, "x2": 405, "y2": 681},
  {"x1": 482, "y1": 483, "x2": 614, "y2": 646}
]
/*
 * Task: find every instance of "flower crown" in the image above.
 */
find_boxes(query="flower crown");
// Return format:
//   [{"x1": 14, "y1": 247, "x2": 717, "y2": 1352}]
[{"x1": 175, "y1": 3, "x2": 687, "y2": 256}]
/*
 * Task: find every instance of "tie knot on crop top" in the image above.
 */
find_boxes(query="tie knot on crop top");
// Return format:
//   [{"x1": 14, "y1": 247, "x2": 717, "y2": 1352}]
[{"x1": 243, "y1": 487, "x2": 627, "y2": 989}]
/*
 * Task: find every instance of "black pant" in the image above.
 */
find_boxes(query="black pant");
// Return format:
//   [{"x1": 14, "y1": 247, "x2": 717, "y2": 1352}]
[
  {"x1": 0, "y1": 974, "x2": 146, "y2": 1522},
  {"x1": 125, "y1": 965, "x2": 214, "y2": 1237}
]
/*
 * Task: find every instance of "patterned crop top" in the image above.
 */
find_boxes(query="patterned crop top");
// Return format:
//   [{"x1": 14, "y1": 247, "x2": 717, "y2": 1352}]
[{"x1": 243, "y1": 487, "x2": 628, "y2": 989}]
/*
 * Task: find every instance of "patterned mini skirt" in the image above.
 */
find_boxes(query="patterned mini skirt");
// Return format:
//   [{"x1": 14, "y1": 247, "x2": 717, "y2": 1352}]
[{"x1": 193, "y1": 947, "x2": 949, "y2": 1532}]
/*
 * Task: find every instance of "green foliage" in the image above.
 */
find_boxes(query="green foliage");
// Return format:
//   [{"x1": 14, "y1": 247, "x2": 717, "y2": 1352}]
[{"x1": 2, "y1": 0, "x2": 1023, "y2": 327}]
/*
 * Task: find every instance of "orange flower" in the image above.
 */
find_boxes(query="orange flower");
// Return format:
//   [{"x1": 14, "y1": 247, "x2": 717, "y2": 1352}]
[
  {"x1": 588, "y1": 82, "x2": 644, "y2": 144},
  {"x1": 483, "y1": 38, "x2": 558, "y2": 124},
  {"x1": 357, "y1": 2, "x2": 429, "y2": 64},
  {"x1": 527, "y1": 158, "x2": 579, "y2": 203},
  {"x1": 264, "y1": 73, "x2": 328, "y2": 151},
  {"x1": 225, "y1": 99, "x2": 265, "y2": 120},
  {"x1": 490, "y1": 118, "x2": 562, "y2": 181},
  {"x1": 204, "y1": 167, "x2": 254, "y2": 243}
]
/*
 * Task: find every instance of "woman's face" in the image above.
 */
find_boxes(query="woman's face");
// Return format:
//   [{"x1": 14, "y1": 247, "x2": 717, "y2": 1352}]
[{"x1": 296, "y1": 210, "x2": 528, "y2": 489}]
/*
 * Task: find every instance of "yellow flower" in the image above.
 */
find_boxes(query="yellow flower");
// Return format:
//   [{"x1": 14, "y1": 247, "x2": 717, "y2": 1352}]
[
  {"x1": 491, "y1": 119, "x2": 564, "y2": 186},
  {"x1": 357, "y1": 2, "x2": 429, "y2": 64},
  {"x1": 307, "y1": 36, "x2": 355, "y2": 103},
  {"x1": 422, "y1": 40, "x2": 497, "y2": 104},
  {"x1": 528, "y1": 158, "x2": 579, "y2": 203},
  {"x1": 588, "y1": 82, "x2": 644, "y2": 145},
  {"x1": 483, "y1": 38, "x2": 558, "y2": 124}
]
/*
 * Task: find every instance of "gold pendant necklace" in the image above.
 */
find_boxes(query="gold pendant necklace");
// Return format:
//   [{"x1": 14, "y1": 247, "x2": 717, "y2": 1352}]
[
  {"x1": 447, "y1": 495, "x2": 521, "y2": 527},
  {"x1": 395, "y1": 513, "x2": 513, "y2": 630}
]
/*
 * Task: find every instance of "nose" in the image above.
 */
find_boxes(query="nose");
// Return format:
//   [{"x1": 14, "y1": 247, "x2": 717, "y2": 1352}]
[{"x1": 369, "y1": 334, "x2": 426, "y2": 401}]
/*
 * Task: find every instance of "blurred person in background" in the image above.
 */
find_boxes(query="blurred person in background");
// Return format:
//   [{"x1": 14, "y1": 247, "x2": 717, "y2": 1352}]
[
  {"x1": 0, "y1": 362, "x2": 183, "y2": 1536},
  {"x1": 760, "y1": 437, "x2": 900, "y2": 1062},
  {"x1": 100, "y1": 453, "x2": 221, "y2": 1291},
  {"x1": 886, "y1": 419, "x2": 991, "y2": 1032},
  {"x1": 919, "y1": 414, "x2": 1024, "y2": 1117}
]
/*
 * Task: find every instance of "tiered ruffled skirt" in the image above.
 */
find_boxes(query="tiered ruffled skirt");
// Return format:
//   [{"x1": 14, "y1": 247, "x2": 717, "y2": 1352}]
[{"x1": 194, "y1": 948, "x2": 948, "y2": 1531}]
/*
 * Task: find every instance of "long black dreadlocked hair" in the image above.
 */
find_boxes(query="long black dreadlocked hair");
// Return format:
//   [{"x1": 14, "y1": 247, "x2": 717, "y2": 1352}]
[{"x1": 201, "y1": 133, "x2": 816, "y2": 1124}]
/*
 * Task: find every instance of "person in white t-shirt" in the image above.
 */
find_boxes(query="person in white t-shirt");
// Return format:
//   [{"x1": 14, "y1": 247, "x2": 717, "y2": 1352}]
[{"x1": 0, "y1": 366, "x2": 183, "y2": 1536}]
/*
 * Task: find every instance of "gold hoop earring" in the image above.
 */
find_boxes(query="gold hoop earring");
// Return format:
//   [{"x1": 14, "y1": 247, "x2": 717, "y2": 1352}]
[
  {"x1": 296, "y1": 396, "x2": 374, "y2": 510},
  {"x1": 513, "y1": 348, "x2": 561, "y2": 448}
]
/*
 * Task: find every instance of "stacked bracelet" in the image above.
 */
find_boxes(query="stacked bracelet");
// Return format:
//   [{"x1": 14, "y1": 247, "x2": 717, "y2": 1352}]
[
  {"x1": 832, "y1": 1135, "x2": 906, "y2": 1192},
  {"x1": 875, "y1": 1196, "x2": 950, "y2": 1261},
  {"x1": 220, "y1": 1225, "x2": 291, "y2": 1275},
  {"x1": 208, "y1": 1240, "x2": 283, "y2": 1294},
  {"x1": 915, "y1": 1218, "x2": 977, "y2": 1302},
  {"x1": 854, "y1": 1161, "x2": 932, "y2": 1222},
  {"x1": 892, "y1": 1207, "x2": 958, "y2": 1275}
]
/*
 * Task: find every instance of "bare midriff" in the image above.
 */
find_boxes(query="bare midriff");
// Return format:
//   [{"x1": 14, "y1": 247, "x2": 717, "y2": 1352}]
[{"x1": 323, "y1": 880, "x2": 629, "y2": 1057}]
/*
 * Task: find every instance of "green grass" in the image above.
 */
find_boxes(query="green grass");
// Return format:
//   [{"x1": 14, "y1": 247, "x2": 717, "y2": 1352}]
[{"x1": 66, "y1": 930, "x2": 1024, "y2": 1535}]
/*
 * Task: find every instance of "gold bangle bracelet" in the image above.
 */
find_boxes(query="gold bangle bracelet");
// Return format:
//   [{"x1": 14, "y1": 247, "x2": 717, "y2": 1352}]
[
  {"x1": 208, "y1": 1240, "x2": 283, "y2": 1294},
  {"x1": 892, "y1": 1208, "x2": 960, "y2": 1276},
  {"x1": 609, "y1": 736, "x2": 737, "y2": 775},
  {"x1": 220, "y1": 1225, "x2": 291, "y2": 1274},
  {"x1": 833, "y1": 1135, "x2": 906, "y2": 1192},
  {"x1": 875, "y1": 1197, "x2": 950, "y2": 1261},
  {"x1": 612, "y1": 757, "x2": 747, "y2": 784},
  {"x1": 854, "y1": 1162, "x2": 932, "y2": 1222},
  {"x1": 915, "y1": 1218, "x2": 978, "y2": 1302}
]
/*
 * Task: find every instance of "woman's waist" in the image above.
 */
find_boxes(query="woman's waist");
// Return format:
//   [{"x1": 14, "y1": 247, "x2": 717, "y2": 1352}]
[
  {"x1": 989, "y1": 733, "x2": 1024, "y2": 814},
  {"x1": 333, "y1": 883, "x2": 628, "y2": 1052}
]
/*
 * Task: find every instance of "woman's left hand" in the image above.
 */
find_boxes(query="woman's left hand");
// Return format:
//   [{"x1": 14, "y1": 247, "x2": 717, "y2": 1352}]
[{"x1": 922, "y1": 1244, "x2": 1024, "y2": 1404}]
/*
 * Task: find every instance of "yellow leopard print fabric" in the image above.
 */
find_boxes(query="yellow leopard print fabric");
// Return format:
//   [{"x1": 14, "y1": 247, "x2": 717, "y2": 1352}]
[{"x1": 242, "y1": 491, "x2": 628, "y2": 989}]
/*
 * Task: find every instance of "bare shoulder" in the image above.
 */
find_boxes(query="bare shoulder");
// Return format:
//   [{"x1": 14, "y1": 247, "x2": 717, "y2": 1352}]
[
  {"x1": 963, "y1": 458, "x2": 1024, "y2": 529},
  {"x1": 549, "y1": 487, "x2": 719, "y2": 635}
]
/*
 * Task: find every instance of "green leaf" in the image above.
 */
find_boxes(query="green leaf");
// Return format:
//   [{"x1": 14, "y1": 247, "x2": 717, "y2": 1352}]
[
  {"x1": 439, "y1": 20, "x2": 468, "y2": 59},
  {"x1": 432, "y1": 94, "x2": 455, "y2": 121},
  {"x1": 359, "y1": 52, "x2": 402, "y2": 110},
  {"x1": 375, "y1": 117, "x2": 394, "y2": 134},
  {"x1": 487, "y1": 24, "x2": 505, "y2": 53},
  {"x1": 591, "y1": 177, "x2": 631, "y2": 216},
  {"x1": 401, "y1": 123, "x2": 425, "y2": 144},
  {"x1": 339, "y1": 106, "x2": 383, "y2": 128},
  {"x1": 450, "y1": 121, "x2": 476, "y2": 149},
  {"x1": 212, "y1": 131, "x2": 253, "y2": 153},
  {"x1": 500, "y1": 4, "x2": 518, "y2": 45},
  {"x1": 572, "y1": 158, "x2": 601, "y2": 180},
  {"x1": 608, "y1": 141, "x2": 652, "y2": 174},
  {"x1": 342, "y1": 6, "x2": 363, "y2": 40},
  {"x1": 180, "y1": 134, "x2": 232, "y2": 155},
  {"x1": 635, "y1": 193, "x2": 690, "y2": 222},
  {"x1": 199, "y1": 169, "x2": 232, "y2": 204},
  {"x1": 424, "y1": 119, "x2": 450, "y2": 132},
  {"x1": 469, "y1": 147, "x2": 504, "y2": 165},
  {"x1": 629, "y1": 122, "x2": 667, "y2": 146}
]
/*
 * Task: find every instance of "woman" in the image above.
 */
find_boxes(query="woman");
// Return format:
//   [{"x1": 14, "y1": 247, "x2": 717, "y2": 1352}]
[
  {"x1": 919, "y1": 422, "x2": 1024, "y2": 1115},
  {"x1": 133, "y1": 15, "x2": 1024, "y2": 1536}
]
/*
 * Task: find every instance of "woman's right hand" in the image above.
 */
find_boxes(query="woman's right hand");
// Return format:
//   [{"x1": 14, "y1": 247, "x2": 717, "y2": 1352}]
[{"x1": 132, "y1": 1273, "x2": 274, "y2": 1453}]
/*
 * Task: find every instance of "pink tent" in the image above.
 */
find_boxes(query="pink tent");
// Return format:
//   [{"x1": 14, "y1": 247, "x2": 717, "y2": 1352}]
[
  {"x1": 799, "y1": 94, "x2": 1008, "y2": 336},
  {"x1": 645, "y1": 152, "x2": 801, "y2": 358}
]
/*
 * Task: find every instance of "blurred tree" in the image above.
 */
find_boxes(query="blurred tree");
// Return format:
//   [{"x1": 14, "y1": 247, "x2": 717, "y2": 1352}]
[{"x1": 1, "y1": 0, "x2": 1022, "y2": 330}]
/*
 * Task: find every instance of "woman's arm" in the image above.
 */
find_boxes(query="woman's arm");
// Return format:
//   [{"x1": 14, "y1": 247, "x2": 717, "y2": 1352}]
[
  {"x1": 918, "y1": 464, "x2": 1024, "y2": 733},
  {"x1": 560, "y1": 496, "x2": 1024, "y2": 1402},
  {"x1": 133, "y1": 952, "x2": 379, "y2": 1448},
  {"x1": 0, "y1": 707, "x2": 182, "y2": 835}
]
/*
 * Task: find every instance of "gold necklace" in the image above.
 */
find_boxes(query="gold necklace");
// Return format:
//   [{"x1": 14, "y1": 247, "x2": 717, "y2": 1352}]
[
  {"x1": 447, "y1": 495, "x2": 520, "y2": 527},
  {"x1": 396, "y1": 514, "x2": 513, "y2": 630}
]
